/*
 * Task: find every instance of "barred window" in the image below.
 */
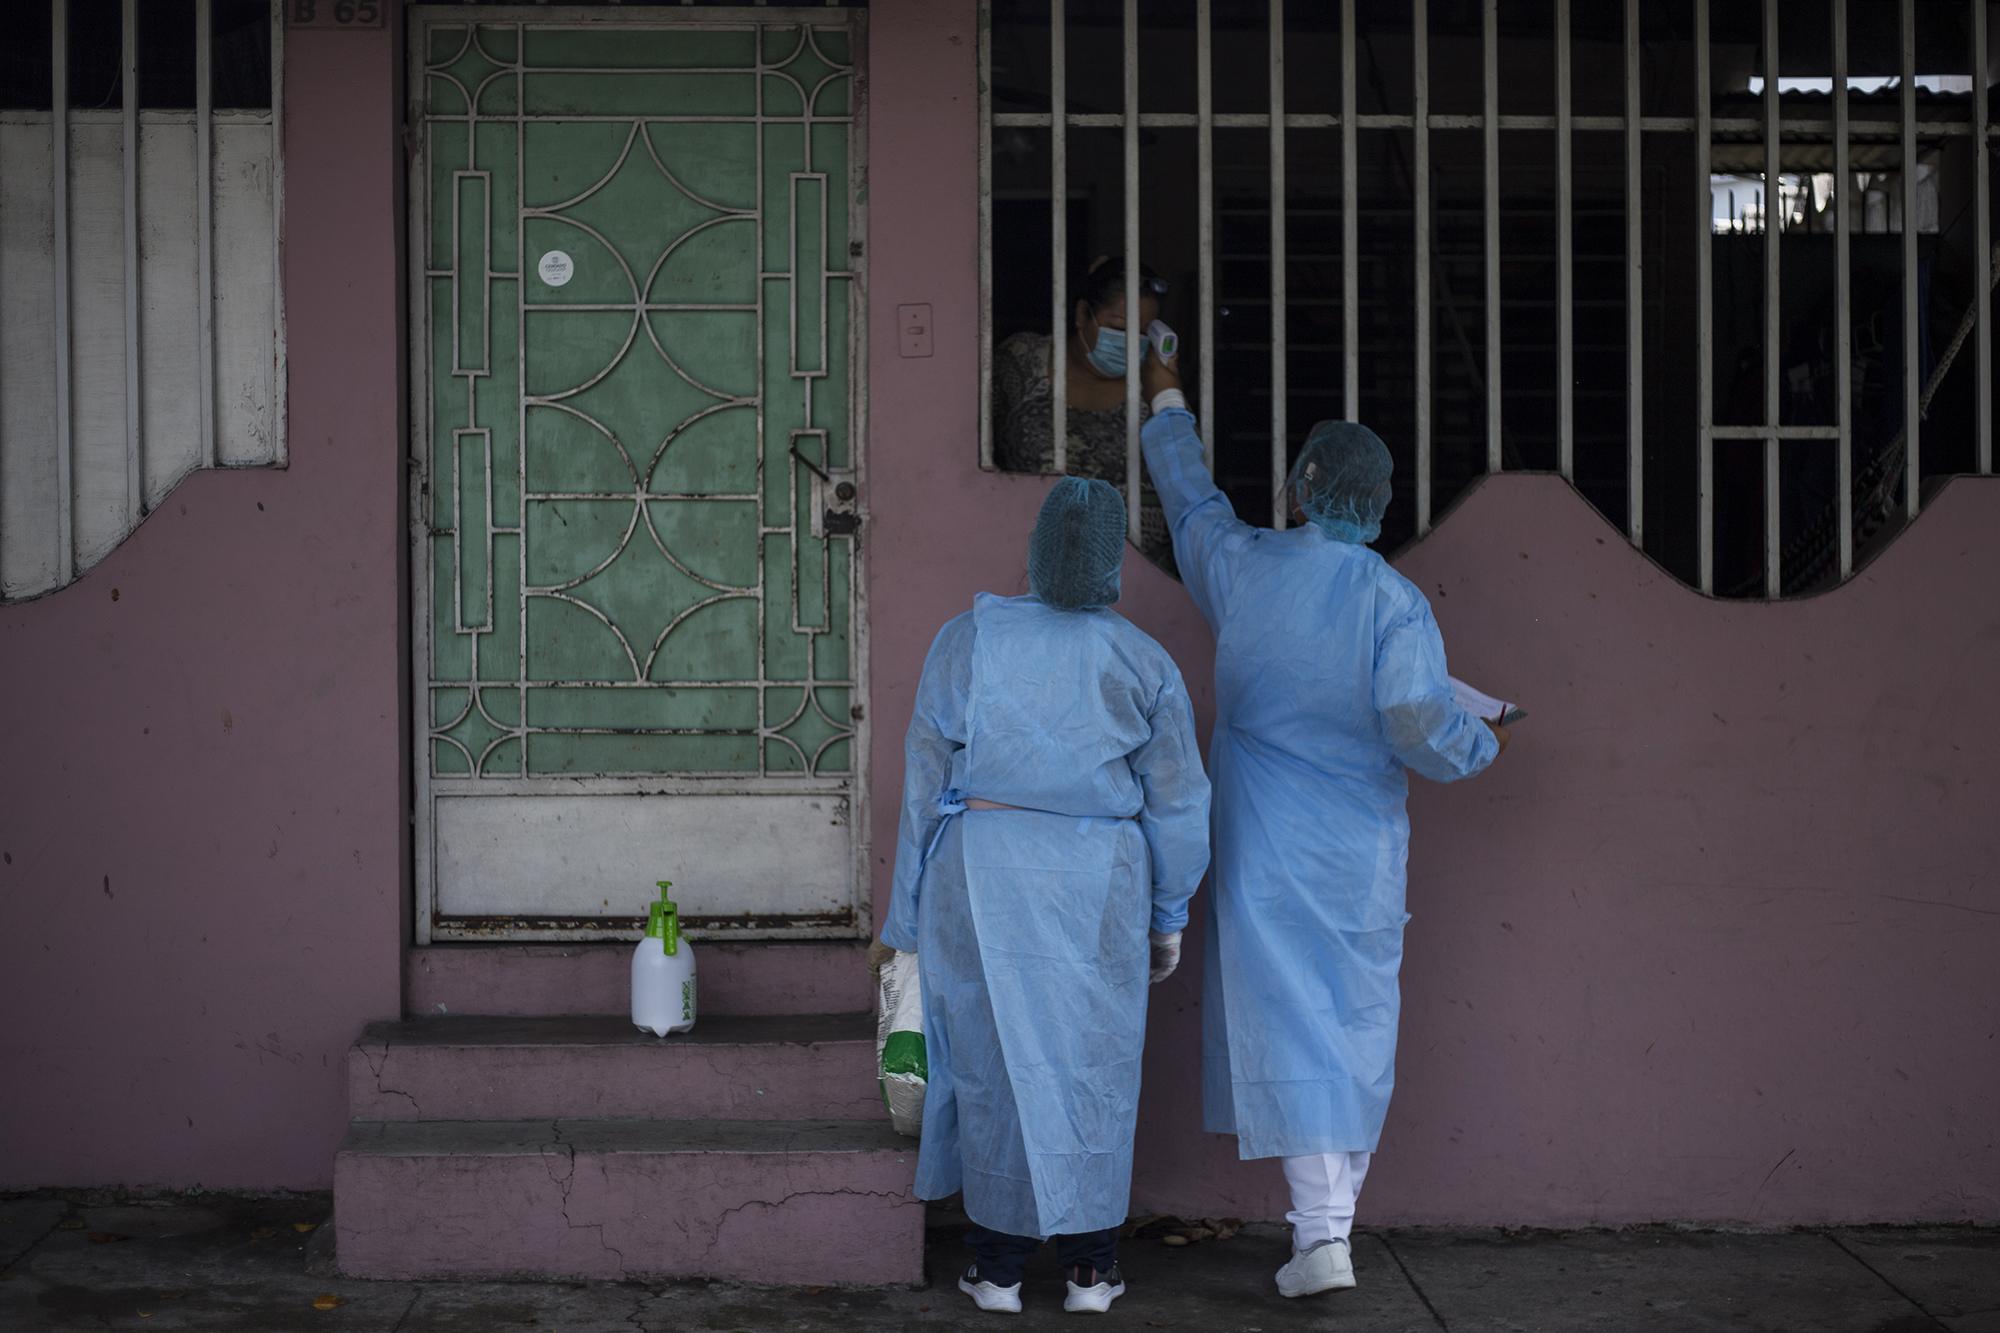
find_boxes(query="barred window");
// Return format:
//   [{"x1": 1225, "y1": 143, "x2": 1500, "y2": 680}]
[{"x1": 981, "y1": 0, "x2": 1997, "y2": 598}]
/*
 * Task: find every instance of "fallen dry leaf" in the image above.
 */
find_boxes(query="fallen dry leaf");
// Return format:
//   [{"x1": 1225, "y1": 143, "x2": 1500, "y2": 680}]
[
  {"x1": 293, "y1": 1222, "x2": 319, "y2": 1234},
  {"x1": 1120, "y1": 1212, "x2": 1162, "y2": 1237},
  {"x1": 1162, "y1": 1233, "x2": 1190, "y2": 1247},
  {"x1": 311, "y1": 1293, "x2": 346, "y2": 1311},
  {"x1": 249, "y1": 1227, "x2": 278, "y2": 1241},
  {"x1": 56, "y1": 1219, "x2": 87, "y2": 1231},
  {"x1": 1129, "y1": 1214, "x2": 1188, "y2": 1241}
]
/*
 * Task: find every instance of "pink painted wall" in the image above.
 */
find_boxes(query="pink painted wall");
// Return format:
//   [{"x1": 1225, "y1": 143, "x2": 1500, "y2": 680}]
[
  {"x1": 0, "y1": 22, "x2": 406, "y2": 1189},
  {"x1": 1124, "y1": 476, "x2": 2000, "y2": 1227},
  {"x1": 864, "y1": 0, "x2": 1999, "y2": 1225}
]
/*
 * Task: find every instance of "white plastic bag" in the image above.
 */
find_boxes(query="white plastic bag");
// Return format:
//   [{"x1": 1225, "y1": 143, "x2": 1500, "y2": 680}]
[{"x1": 875, "y1": 950, "x2": 927, "y2": 1138}]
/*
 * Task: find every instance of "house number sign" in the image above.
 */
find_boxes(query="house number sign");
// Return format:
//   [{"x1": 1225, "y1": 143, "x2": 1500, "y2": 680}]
[{"x1": 287, "y1": 0, "x2": 385, "y2": 28}]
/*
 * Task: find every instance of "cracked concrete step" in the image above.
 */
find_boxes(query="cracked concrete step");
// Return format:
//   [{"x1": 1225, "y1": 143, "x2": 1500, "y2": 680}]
[
  {"x1": 333, "y1": 1117, "x2": 923, "y2": 1286},
  {"x1": 348, "y1": 1012, "x2": 882, "y2": 1123}
]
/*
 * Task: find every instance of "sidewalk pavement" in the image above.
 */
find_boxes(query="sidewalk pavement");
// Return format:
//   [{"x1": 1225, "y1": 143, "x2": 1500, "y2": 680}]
[{"x1": 2, "y1": 1194, "x2": 1993, "y2": 1331}]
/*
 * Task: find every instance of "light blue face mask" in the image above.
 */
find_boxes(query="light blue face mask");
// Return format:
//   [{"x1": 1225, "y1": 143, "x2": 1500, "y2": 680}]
[{"x1": 1084, "y1": 319, "x2": 1150, "y2": 379}]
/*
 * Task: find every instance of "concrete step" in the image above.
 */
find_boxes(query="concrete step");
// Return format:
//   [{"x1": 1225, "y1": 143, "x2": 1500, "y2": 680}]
[
  {"x1": 349, "y1": 1013, "x2": 881, "y2": 1123},
  {"x1": 333, "y1": 1118, "x2": 923, "y2": 1286}
]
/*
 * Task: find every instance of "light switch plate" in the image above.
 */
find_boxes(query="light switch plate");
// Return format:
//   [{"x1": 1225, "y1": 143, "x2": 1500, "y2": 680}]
[{"x1": 897, "y1": 303, "x2": 934, "y2": 358}]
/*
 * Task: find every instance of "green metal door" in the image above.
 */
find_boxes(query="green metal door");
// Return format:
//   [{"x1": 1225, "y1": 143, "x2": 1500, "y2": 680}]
[{"x1": 410, "y1": 9, "x2": 865, "y2": 941}]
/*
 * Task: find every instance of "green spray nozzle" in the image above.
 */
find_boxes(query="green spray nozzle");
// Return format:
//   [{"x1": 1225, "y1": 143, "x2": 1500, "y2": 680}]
[{"x1": 645, "y1": 880, "x2": 681, "y2": 956}]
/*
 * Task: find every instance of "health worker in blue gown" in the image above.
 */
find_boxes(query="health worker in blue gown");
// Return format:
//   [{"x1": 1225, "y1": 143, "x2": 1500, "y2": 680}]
[
  {"x1": 1136, "y1": 351, "x2": 1508, "y2": 1301},
  {"x1": 875, "y1": 476, "x2": 1212, "y2": 1317}
]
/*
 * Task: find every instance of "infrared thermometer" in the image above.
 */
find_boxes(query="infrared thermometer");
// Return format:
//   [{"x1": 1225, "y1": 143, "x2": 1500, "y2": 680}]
[{"x1": 1146, "y1": 319, "x2": 1179, "y2": 362}]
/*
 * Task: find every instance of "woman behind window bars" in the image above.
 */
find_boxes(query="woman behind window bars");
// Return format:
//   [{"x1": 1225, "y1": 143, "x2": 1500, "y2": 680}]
[
  {"x1": 1137, "y1": 350, "x2": 1509, "y2": 1300},
  {"x1": 992, "y1": 256, "x2": 1177, "y2": 573},
  {"x1": 871, "y1": 478, "x2": 1210, "y2": 1316}
]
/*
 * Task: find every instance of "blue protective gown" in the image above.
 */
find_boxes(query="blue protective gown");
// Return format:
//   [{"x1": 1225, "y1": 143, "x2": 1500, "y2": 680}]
[
  {"x1": 880, "y1": 593, "x2": 1211, "y2": 1238},
  {"x1": 1141, "y1": 405, "x2": 1499, "y2": 1160}
]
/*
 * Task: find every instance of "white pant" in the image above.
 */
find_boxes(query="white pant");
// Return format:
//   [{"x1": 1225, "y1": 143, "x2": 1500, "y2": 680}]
[{"x1": 1281, "y1": 1151, "x2": 1372, "y2": 1250}]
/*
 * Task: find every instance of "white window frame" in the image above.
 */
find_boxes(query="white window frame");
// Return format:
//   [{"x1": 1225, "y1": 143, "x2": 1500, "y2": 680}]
[{"x1": 0, "y1": 0, "x2": 287, "y2": 602}]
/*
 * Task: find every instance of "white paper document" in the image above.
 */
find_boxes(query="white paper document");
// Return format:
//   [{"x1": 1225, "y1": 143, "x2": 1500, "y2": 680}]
[{"x1": 1450, "y1": 676, "x2": 1524, "y2": 725}]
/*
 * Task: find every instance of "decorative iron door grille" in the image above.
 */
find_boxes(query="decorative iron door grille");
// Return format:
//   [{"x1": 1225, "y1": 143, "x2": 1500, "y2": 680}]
[{"x1": 409, "y1": 7, "x2": 867, "y2": 942}]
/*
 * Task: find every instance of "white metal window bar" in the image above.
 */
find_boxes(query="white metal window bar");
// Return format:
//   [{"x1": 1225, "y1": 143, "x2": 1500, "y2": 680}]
[
  {"x1": 1763, "y1": 0, "x2": 1780, "y2": 597},
  {"x1": 52, "y1": 1, "x2": 75, "y2": 589},
  {"x1": 978, "y1": 0, "x2": 2000, "y2": 600},
  {"x1": 1050, "y1": 0, "x2": 1068, "y2": 474},
  {"x1": 1124, "y1": 0, "x2": 1142, "y2": 535},
  {"x1": 1483, "y1": 0, "x2": 1499, "y2": 474},
  {"x1": 122, "y1": 0, "x2": 141, "y2": 527},
  {"x1": 1835, "y1": 0, "x2": 1852, "y2": 581},
  {"x1": 1979, "y1": 0, "x2": 1993, "y2": 477},
  {"x1": 0, "y1": 0, "x2": 286, "y2": 603},
  {"x1": 1902, "y1": 0, "x2": 1921, "y2": 527},
  {"x1": 1196, "y1": 0, "x2": 1214, "y2": 457},
  {"x1": 1342, "y1": 0, "x2": 1359, "y2": 425},
  {"x1": 1696, "y1": 0, "x2": 1713, "y2": 591},
  {"x1": 197, "y1": 0, "x2": 218, "y2": 471},
  {"x1": 1268, "y1": 0, "x2": 1286, "y2": 529},
  {"x1": 1624, "y1": 0, "x2": 1641, "y2": 548},
  {"x1": 1556, "y1": 0, "x2": 1573, "y2": 486},
  {"x1": 1413, "y1": 0, "x2": 1429, "y2": 530}
]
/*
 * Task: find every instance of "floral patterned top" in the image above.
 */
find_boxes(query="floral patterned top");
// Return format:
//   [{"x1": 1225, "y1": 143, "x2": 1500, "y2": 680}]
[{"x1": 993, "y1": 331, "x2": 1176, "y2": 574}]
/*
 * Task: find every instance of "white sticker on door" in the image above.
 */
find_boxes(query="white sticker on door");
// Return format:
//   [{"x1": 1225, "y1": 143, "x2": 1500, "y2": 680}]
[{"x1": 537, "y1": 250, "x2": 575, "y2": 287}]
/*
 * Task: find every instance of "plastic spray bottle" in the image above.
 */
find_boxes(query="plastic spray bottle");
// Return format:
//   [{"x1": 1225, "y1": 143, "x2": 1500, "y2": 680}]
[{"x1": 631, "y1": 881, "x2": 696, "y2": 1036}]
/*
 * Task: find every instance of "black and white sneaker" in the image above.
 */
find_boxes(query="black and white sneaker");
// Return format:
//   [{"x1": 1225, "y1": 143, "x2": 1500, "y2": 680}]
[
  {"x1": 959, "y1": 1264, "x2": 1024, "y2": 1314},
  {"x1": 1062, "y1": 1263, "x2": 1127, "y2": 1314}
]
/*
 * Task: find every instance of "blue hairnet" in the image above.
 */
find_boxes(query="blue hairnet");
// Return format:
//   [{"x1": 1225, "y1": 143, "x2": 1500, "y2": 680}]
[
  {"x1": 1028, "y1": 476, "x2": 1127, "y2": 610},
  {"x1": 1288, "y1": 420, "x2": 1393, "y2": 543}
]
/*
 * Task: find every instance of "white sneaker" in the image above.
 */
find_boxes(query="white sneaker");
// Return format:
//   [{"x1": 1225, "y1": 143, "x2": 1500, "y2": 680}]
[
  {"x1": 1062, "y1": 1268, "x2": 1127, "y2": 1313},
  {"x1": 1275, "y1": 1238, "x2": 1356, "y2": 1298},
  {"x1": 959, "y1": 1268, "x2": 1024, "y2": 1314}
]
